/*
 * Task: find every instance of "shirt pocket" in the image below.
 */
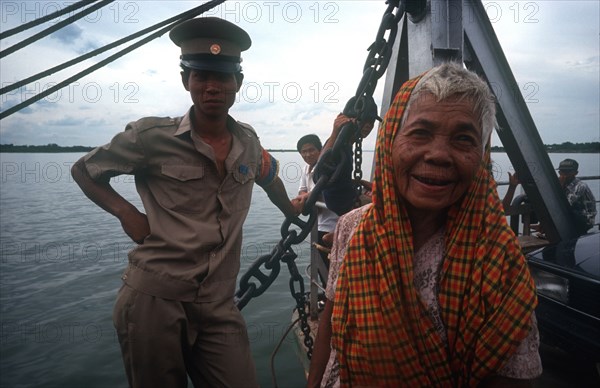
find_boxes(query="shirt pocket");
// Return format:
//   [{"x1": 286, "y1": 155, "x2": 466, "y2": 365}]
[
  {"x1": 162, "y1": 165, "x2": 204, "y2": 181},
  {"x1": 221, "y1": 163, "x2": 256, "y2": 213},
  {"x1": 157, "y1": 164, "x2": 213, "y2": 213}
]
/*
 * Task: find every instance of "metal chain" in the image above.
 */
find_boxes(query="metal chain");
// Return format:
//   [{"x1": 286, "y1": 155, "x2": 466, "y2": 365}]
[
  {"x1": 353, "y1": 137, "x2": 364, "y2": 205},
  {"x1": 235, "y1": 0, "x2": 407, "y2": 358},
  {"x1": 307, "y1": 0, "x2": 404, "y2": 213},
  {"x1": 281, "y1": 252, "x2": 314, "y2": 359}
]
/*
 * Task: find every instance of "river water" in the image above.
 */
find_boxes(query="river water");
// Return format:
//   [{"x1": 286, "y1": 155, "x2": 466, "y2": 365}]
[{"x1": 1, "y1": 151, "x2": 598, "y2": 387}]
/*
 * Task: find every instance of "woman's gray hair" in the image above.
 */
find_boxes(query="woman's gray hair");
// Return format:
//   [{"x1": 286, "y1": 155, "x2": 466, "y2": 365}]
[{"x1": 402, "y1": 62, "x2": 497, "y2": 150}]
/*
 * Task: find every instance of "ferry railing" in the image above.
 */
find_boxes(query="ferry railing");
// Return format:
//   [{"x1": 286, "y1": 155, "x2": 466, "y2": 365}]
[
  {"x1": 498, "y1": 175, "x2": 600, "y2": 242},
  {"x1": 308, "y1": 202, "x2": 330, "y2": 321},
  {"x1": 306, "y1": 176, "x2": 599, "y2": 309}
]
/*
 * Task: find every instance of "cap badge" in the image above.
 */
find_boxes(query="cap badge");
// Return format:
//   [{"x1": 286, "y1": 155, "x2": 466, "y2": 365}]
[{"x1": 210, "y1": 44, "x2": 221, "y2": 55}]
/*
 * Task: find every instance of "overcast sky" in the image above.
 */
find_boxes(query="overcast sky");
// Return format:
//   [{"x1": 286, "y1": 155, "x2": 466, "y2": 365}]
[{"x1": 1, "y1": 1, "x2": 598, "y2": 150}]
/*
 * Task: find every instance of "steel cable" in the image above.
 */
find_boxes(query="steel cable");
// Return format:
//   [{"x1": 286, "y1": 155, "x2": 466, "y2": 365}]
[
  {"x1": 0, "y1": 0, "x2": 115, "y2": 58},
  {"x1": 0, "y1": 0, "x2": 226, "y2": 120},
  {"x1": 0, "y1": 0, "x2": 96, "y2": 40}
]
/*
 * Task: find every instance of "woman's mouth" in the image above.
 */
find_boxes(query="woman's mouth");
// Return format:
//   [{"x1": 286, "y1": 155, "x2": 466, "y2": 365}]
[{"x1": 414, "y1": 175, "x2": 453, "y2": 186}]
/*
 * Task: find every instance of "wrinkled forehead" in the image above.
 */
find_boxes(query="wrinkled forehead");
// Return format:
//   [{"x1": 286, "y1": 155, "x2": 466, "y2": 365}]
[
  {"x1": 391, "y1": 91, "x2": 492, "y2": 154},
  {"x1": 398, "y1": 93, "x2": 480, "y2": 130}
]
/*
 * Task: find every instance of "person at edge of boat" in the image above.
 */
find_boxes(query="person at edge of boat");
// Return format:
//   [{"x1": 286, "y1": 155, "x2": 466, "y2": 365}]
[
  {"x1": 556, "y1": 158, "x2": 597, "y2": 234},
  {"x1": 502, "y1": 171, "x2": 521, "y2": 212},
  {"x1": 71, "y1": 17, "x2": 296, "y2": 388},
  {"x1": 501, "y1": 172, "x2": 539, "y2": 234},
  {"x1": 314, "y1": 95, "x2": 380, "y2": 219},
  {"x1": 308, "y1": 62, "x2": 542, "y2": 388},
  {"x1": 539, "y1": 159, "x2": 598, "y2": 266},
  {"x1": 503, "y1": 159, "x2": 597, "y2": 236},
  {"x1": 292, "y1": 134, "x2": 339, "y2": 265}
]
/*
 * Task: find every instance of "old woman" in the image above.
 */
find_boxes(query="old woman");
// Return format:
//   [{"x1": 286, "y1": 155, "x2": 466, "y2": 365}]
[{"x1": 309, "y1": 62, "x2": 542, "y2": 387}]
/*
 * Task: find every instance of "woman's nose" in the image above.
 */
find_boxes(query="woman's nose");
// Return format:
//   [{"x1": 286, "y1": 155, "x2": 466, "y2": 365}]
[{"x1": 423, "y1": 136, "x2": 452, "y2": 165}]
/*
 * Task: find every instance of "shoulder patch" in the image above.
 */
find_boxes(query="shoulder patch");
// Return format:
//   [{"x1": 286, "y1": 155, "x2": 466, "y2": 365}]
[
  {"x1": 236, "y1": 121, "x2": 259, "y2": 139},
  {"x1": 127, "y1": 116, "x2": 178, "y2": 133}
]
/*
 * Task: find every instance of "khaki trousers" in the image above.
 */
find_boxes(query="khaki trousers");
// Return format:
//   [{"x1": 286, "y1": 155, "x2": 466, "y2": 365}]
[{"x1": 113, "y1": 284, "x2": 258, "y2": 388}]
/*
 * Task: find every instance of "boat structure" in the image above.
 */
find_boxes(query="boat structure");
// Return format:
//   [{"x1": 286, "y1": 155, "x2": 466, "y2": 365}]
[{"x1": 230, "y1": 0, "x2": 600, "y2": 383}]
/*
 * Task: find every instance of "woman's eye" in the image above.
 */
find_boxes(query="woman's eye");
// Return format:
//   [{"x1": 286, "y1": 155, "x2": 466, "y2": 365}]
[
  {"x1": 410, "y1": 129, "x2": 430, "y2": 138},
  {"x1": 454, "y1": 134, "x2": 478, "y2": 146}
]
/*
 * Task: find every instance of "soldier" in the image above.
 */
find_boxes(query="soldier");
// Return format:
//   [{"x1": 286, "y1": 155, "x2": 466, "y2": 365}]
[{"x1": 71, "y1": 17, "x2": 295, "y2": 388}]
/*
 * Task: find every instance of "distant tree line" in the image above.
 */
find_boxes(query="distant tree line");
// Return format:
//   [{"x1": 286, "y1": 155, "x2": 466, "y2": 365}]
[
  {"x1": 0, "y1": 143, "x2": 94, "y2": 153},
  {"x1": 490, "y1": 141, "x2": 599, "y2": 153},
  {"x1": 1, "y1": 141, "x2": 598, "y2": 153}
]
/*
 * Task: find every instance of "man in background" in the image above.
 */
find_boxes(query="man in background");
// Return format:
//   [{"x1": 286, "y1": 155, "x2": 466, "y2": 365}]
[
  {"x1": 503, "y1": 158, "x2": 597, "y2": 236},
  {"x1": 557, "y1": 158, "x2": 597, "y2": 234},
  {"x1": 293, "y1": 134, "x2": 339, "y2": 262}
]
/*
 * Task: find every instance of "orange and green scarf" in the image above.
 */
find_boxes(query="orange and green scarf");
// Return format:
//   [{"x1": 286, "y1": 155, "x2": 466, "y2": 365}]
[{"x1": 331, "y1": 74, "x2": 537, "y2": 387}]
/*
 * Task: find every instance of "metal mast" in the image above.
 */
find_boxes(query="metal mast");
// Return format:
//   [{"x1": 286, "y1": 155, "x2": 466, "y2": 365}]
[{"x1": 382, "y1": 0, "x2": 578, "y2": 243}]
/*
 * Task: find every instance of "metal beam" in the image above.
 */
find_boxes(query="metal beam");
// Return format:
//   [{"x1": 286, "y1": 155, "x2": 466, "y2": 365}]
[
  {"x1": 381, "y1": 0, "x2": 465, "y2": 110},
  {"x1": 379, "y1": 0, "x2": 578, "y2": 242},
  {"x1": 462, "y1": 0, "x2": 577, "y2": 242},
  {"x1": 380, "y1": 15, "x2": 409, "y2": 116}
]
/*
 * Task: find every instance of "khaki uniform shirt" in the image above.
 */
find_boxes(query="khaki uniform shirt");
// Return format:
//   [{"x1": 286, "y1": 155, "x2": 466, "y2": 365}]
[{"x1": 83, "y1": 108, "x2": 278, "y2": 302}]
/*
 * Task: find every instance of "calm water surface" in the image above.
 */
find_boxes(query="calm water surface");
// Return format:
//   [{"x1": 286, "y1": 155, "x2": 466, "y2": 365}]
[{"x1": 1, "y1": 151, "x2": 598, "y2": 387}]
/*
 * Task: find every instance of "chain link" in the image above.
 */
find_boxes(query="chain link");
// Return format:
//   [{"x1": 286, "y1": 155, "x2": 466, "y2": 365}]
[
  {"x1": 353, "y1": 138, "x2": 364, "y2": 204},
  {"x1": 235, "y1": 0, "x2": 408, "y2": 359},
  {"x1": 281, "y1": 252, "x2": 314, "y2": 358}
]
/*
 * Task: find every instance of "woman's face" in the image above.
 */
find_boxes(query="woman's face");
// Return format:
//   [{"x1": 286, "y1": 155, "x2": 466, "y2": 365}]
[{"x1": 392, "y1": 93, "x2": 483, "y2": 213}]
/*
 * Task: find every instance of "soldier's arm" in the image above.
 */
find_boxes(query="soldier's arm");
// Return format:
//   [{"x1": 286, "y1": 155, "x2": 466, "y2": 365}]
[
  {"x1": 71, "y1": 158, "x2": 149, "y2": 244},
  {"x1": 262, "y1": 176, "x2": 297, "y2": 218}
]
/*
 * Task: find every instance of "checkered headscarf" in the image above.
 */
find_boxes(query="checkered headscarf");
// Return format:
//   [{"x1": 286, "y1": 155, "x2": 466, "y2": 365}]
[{"x1": 331, "y1": 74, "x2": 537, "y2": 387}]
